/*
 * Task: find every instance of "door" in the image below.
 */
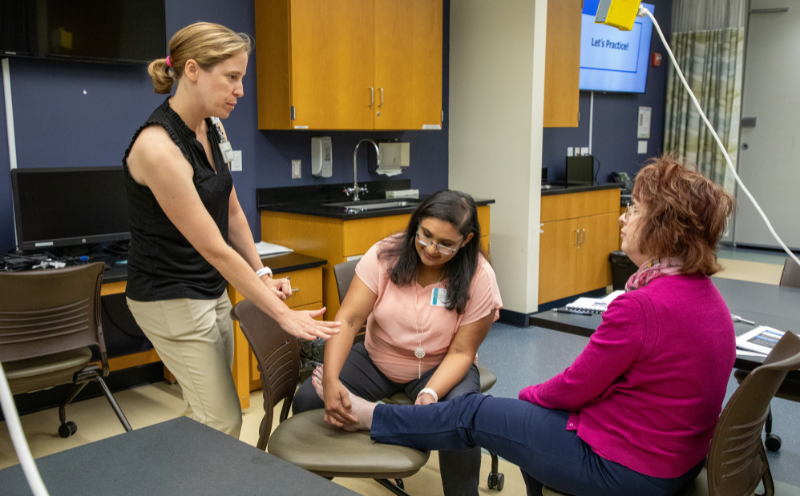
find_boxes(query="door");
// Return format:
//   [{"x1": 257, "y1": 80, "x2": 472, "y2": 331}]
[
  {"x1": 374, "y1": 0, "x2": 443, "y2": 130},
  {"x1": 538, "y1": 219, "x2": 578, "y2": 304},
  {"x1": 734, "y1": 2, "x2": 800, "y2": 249},
  {"x1": 290, "y1": 0, "x2": 375, "y2": 130},
  {"x1": 576, "y1": 213, "x2": 619, "y2": 294}
]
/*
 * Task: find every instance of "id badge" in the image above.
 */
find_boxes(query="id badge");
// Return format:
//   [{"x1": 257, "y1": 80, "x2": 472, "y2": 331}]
[
  {"x1": 218, "y1": 140, "x2": 235, "y2": 164},
  {"x1": 431, "y1": 288, "x2": 448, "y2": 307}
]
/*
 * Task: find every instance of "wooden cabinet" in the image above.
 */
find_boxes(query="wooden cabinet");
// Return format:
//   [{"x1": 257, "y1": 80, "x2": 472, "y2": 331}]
[
  {"x1": 374, "y1": 0, "x2": 443, "y2": 130},
  {"x1": 255, "y1": 0, "x2": 443, "y2": 130},
  {"x1": 538, "y1": 189, "x2": 621, "y2": 304},
  {"x1": 261, "y1": 205, "x2": 491, "y2": 320},
  {"x1": 543, "y1": 0, "x2": 582, "y2": 128}
]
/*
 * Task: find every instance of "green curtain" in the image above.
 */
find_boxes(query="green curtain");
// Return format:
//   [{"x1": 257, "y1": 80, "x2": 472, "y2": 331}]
[{"x1": 663, "y1": 27, "x2": 745, "y2": 192}]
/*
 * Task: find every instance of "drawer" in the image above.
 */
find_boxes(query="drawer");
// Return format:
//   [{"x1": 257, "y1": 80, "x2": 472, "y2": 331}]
[
  {"x1": 281, "y1": 267, "x2": 323, "y2": 308},
  {"x1": 541, "y1": 189, "x2": 620, "y2": 222},
  {"x1": 342, "y1": 214, "x2": 411, "y2": 256}
]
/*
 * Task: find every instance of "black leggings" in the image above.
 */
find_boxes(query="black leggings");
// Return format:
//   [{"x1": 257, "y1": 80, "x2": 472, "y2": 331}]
[{"x1": 292, "y1": 342, "x2": 482, "y2": 496}]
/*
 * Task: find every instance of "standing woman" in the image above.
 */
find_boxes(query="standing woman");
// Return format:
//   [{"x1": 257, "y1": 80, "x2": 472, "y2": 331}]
[{"x1": 123, "y1": 23, "x2": 339, "y2": 438}]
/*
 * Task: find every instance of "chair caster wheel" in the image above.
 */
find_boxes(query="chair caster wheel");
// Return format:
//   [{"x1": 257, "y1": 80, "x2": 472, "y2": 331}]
[
  {"x1": 488, "y1": 473, "x2": 505, "y2": 491},
  {"x1": 59, "y1": 421, "x2": 77, "y2": 438},
  {"x1": 765, "y1": 434, "x2": 782, "y2": 452}
]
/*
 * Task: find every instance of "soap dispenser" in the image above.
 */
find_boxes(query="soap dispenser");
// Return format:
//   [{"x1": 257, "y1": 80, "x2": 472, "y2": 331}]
[{"x1": 311, "y1": 137, "x2": 333, "y2": 178}]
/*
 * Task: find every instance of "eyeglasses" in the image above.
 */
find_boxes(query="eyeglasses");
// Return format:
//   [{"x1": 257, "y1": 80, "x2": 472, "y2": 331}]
[
  {"x1": 416, "y1": 231, "x2": 461, "y2": 256},
  {"x1": 624, "y1": 202, "x2": 639, "y2": 221}
]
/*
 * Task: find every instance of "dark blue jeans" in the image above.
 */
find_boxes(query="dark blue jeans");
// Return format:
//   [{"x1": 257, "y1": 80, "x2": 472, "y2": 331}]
[
  {"x1": 292, "y1": 342, "x2": 482, "y2": 496},
  {"x1": 372, "y1": 392, "x2": 705, "y2": 496}
]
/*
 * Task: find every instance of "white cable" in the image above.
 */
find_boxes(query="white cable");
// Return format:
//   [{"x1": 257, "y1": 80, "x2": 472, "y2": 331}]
[
  {"x1": 641, "y1": 7, "x2": 800, "y2": 269},
  {"x1": 0, "y1": 361, "x2": 50, "y2": 496}
]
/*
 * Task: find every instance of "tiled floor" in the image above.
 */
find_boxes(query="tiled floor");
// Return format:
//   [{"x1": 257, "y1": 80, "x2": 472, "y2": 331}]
[{"x1": 1, "y1": 246, "x2": 798, "y2": 495}]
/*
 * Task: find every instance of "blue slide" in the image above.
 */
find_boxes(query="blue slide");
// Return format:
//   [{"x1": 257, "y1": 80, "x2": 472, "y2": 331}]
[{"x1": 579, "y1": 0, "x2": 655, "y2": 93}]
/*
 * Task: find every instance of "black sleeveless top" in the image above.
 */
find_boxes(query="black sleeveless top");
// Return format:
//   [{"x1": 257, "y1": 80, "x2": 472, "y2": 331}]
[{"x1": 122, "y1": 98, "x2": 233, "y2": 301}]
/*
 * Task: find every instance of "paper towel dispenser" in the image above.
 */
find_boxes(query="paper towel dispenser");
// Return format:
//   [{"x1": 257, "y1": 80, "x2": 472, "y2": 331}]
[{"x1": 369, "y1": 141, "x2": 409, "y2": 176}]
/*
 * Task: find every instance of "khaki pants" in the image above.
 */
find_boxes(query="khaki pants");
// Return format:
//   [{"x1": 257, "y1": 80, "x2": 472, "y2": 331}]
[{"x1": 127, "y1": 290, "x2": 242, "y2": 438}]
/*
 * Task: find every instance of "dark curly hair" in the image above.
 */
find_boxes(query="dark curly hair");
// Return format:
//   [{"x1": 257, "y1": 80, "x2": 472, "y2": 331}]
[
  {"x1": 633, "y1": 155, "x2": 735, "y2": 276},
  {"x1": 378, "y1": 190, "x2": 486, "y2": 315}
]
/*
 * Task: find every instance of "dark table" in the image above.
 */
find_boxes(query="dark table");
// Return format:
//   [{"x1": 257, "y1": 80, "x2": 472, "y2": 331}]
[
  {"x1": 0, "y1": 417, "x2": 357, "y2": 496},
  {"x1": 529, "y1": 277, "x2": 800, "y2": 374}
]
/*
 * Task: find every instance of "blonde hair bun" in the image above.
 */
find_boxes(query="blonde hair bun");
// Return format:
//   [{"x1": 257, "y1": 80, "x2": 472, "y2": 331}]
[{"x1": 147, "y1": 22, "x2": 252, "y2": 94}]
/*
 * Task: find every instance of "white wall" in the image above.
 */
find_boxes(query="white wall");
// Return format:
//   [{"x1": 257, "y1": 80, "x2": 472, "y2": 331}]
[{"x1": 449, "y1": 0, "x2": 547, "y2": 315}]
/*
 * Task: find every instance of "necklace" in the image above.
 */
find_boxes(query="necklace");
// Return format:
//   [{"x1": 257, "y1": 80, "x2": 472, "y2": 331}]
[{"x1": 413, "y1": 268, "x2": 445, "y2": 379}]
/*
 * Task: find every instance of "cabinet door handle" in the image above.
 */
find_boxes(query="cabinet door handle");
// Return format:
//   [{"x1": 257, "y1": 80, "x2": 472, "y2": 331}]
[
  {"x1": 379, "y1": 87, "x2": 384, "y2": 107},
  {"x1": 292, "y1": 287, "x2": 300, "y2": 293},
  {"x1": 369, "y1": 87, "x2": 374, "y2": 107},
  {"x1": 576, "y1": 230, "x2": 580, "y2": 249},
  {"x1": 581, "y1": 229, "x2": 586, "y2": 245}
]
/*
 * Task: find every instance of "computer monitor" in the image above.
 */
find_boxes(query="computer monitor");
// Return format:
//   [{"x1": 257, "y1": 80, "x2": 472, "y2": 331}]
[
  {"x1": 11, "y1": 167, "x2": 130, "y2": 250},
  {"x1": 566, "y1": 156, "x2": 595, "y2": 186}
]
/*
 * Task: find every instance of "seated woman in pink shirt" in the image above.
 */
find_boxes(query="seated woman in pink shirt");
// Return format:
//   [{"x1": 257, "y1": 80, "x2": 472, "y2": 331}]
[
  {"x1": 310, "y1": 156, "x2": 737, "y2": 496},
  {"x1": 292, "y1": 190, "x2": 502, "y2": 496}
]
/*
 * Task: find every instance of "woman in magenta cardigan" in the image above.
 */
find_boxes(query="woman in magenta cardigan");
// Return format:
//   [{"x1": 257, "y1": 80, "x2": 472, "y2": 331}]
[{"x1": 310, "y1": 156, "x2": 737, "y2": 496}]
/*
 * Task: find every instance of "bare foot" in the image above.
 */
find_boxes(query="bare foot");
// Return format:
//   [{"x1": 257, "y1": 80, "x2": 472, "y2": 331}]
[{"x1": 311, "y1": 366, "x2": 376, "y2": 431}]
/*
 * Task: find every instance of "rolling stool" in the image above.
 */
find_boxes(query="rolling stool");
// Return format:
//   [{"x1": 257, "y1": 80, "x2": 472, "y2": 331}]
[{"x1": 382, "y1": 365, "x2": 505, "y2": 491}]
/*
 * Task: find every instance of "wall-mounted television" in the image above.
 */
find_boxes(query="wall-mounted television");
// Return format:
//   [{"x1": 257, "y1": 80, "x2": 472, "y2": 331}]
[
  {"x1": 0, "y1": 0, "x2": 166, "y2": 65},
  {"x1": 579, "y1": 0, "x2": 655, "y2": 93}
]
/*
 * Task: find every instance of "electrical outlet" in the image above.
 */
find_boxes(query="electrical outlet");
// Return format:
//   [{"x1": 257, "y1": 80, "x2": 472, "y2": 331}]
[
  {"x1": 292, "y1": 160, "x2": 301, "y2": 179},
  {"x1": 567, "y1": 147, "x2": 574, "y2": 157},
  {"x1": 575, "y1": 146, "x2": 582, "y2": 156},
  {"x1": 581, "y1": 147, "x2": 589, "y2": 156}
]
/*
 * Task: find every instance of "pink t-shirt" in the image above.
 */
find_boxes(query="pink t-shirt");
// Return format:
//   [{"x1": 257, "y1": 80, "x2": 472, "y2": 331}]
[{"x1": 355, "y1": 238, "x2": 503, "y2": 383}]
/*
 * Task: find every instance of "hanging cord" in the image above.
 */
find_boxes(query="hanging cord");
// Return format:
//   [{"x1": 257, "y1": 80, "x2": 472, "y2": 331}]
[
  {"x1": 0, "y1": 361, "x2": 51, "y2": 496},
  {"x1": 641, "y1": 6, "x2": 800, "y2": 269}
]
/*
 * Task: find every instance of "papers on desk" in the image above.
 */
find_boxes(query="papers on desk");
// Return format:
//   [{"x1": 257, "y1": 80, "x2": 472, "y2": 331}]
[
  {"x1": 736, "y1": 326, "x2": 785, "y2": 356},
  {"x1": 566, "y1": 290, "x2": 625, "y2": 314},
  {"x1": 255, "y1": 241, "x2": 294, "y2": 257}
]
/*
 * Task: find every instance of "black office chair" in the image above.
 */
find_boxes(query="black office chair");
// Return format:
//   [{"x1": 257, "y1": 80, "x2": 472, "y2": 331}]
[
  {"x1": 732, "y1": 258, "x2": 800, "y2": 452},
  {"x1": 0, "y1": 263, "x2": 132, "y2": 437},
  {"x1": 333, "y1": 260, "x2": 506, "y2": 491}
]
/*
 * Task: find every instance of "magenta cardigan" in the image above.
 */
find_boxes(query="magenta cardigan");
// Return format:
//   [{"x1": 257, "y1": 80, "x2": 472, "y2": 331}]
[{"x1": 520, "y1": 273, "x2": 736, "y2": 479}]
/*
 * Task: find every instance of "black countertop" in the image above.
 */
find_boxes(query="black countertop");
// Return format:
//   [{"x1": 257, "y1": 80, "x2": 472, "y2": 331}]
[
  {"x1": 541, "y1": 183, "x2": 623, "y2": 196},
  {"x1": 102, "y1": 253, "x2": 326, "y2": 284},
  {"x1": 258, "y1": 197, "x2": 496, "y2": 220}
]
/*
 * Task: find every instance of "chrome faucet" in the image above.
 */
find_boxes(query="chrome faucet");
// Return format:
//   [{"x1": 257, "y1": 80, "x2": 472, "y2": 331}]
[{"x1": 345, "y1": 139, "x2": 381, "y2": 201}]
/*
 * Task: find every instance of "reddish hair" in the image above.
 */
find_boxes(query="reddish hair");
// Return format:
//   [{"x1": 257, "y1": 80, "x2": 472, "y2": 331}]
[{"x1": 633, "y1": 155, "x2": 735, "y2": 276}]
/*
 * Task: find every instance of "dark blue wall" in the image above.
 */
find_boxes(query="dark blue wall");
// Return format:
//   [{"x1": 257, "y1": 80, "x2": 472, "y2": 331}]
[
  {"x1": 0, "y1": 0, "x2": 450, "y2": 254},
  {"x1": 542, "y1": 0, "x2": 673, "y2": 184}
]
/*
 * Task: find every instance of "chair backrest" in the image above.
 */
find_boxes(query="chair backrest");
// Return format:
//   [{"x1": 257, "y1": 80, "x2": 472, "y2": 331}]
[
  {"x1": 333, "y1": 260, "x2": 359, "y2": 304},
  {"x1": 230, "y1": 300, "x2": 299, "y2": 450},
  {"x1": 707, "y1": 331, "x2": 800, "y2": 496},
  {"x1": 780, "y1": 258, "x2": 800, "y2": 288},
  {"x1": 0, "y1": 263, "x2": 106, "y2": 366}
]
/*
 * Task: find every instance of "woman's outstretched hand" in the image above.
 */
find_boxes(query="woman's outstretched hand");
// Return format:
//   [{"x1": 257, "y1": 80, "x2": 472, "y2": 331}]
[{"x1": 279, "y1": 307, "x2": 340, "y2": 341}]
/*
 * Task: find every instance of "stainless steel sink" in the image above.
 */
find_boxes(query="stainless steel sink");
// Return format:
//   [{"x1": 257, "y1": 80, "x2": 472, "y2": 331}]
[{"x1": 322, "y1": 199, "x2": 419, "y2": 212}]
